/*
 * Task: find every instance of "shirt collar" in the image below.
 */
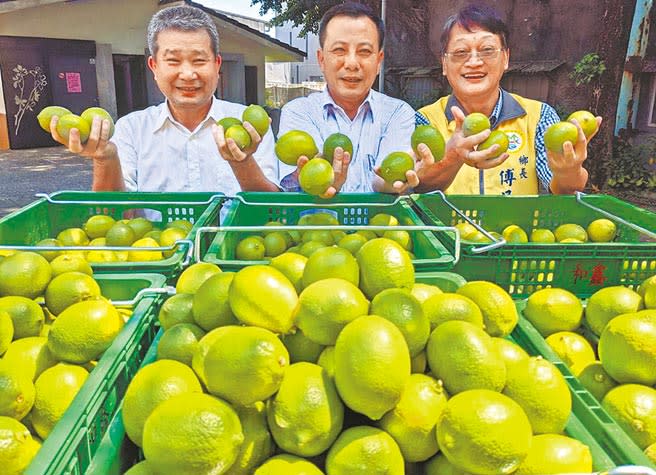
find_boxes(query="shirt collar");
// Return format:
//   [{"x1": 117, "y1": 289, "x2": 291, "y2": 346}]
[
  {"x1": 444, "y1": 89, "x2": 526, "y2": 127},
  {"x1": 322, "y1": 87, "x2": 375, "y2": 121},
  {"x1": 153, "y1": 96, "x2": 219, "y2": 133}
]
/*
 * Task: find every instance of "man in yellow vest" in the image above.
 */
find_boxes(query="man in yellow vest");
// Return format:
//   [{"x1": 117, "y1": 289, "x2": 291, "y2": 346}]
[{"x1": 414, "y1": 4, "x2": 601, "y2": 195}]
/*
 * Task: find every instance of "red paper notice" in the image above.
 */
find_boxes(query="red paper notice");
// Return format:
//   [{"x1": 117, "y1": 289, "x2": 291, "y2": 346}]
[{"x1": 65, "y1": 72, "x2": 82, "y2": 93}]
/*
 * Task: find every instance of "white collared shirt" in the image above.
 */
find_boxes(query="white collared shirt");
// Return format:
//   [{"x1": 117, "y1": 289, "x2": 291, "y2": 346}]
[
  {"x1": 278, "y1": 87, "x2": 415, "y2": 192},
  {"x1": 110, "y1": 97, "x2": 279, "y2": 195}
]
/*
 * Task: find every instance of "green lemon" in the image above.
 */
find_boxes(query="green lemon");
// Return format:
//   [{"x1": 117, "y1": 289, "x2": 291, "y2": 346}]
[
  {"x1": 478, "y1": 129, "x2": 509, "y2": 158},
  {"x1": 379, "y1": 151, "x2": 414, "y2": 183},
  {"x1": 275, "y1": 130, "x2": 319, "y2": 166},
  {"x1": 56, "y1": 113, "x2": 91, "y2": 144},
  {"x1": 299, "y1": 157, "x2": 334, "y2": 196},
  {"x1": 302, "y1": 246, "x2": 359, "y2": 288},
  {"x1": 83, "y1": 214, "x2": 116, "y2": 239},
  {"x1": 412, "y1": 125, "x2": 445, "y2": 161},
  {"x1": 567, "y1": 110, "x2": 598, "y2": 139},
  {"x1": 192, "y1": 273, "x2": 239, "y2": 331},
  {"x1": 156, "y1": 323, "x2": 206, "y2": 367},
  {"x1": 158, "y1": 293, "x2": 195, "y2": 331},
  {"x1": 577, "y1": 361, "x2": 617, "y2": 401},
  {"x1": 225, "y1": 124, "x2": 252, "y2": 150},
  {"x1": 322, "y1": 132, "x2": 353, "y2": 164},
  {"x1": 462, "y1": 112, "x2": 491, "y2": 136},
  {"x1": 217, "y1": 117, "x2": 242, "y2": 129},
  {"x1": 37, "y1": 105, "x2": 71, "y2": 132},
  {"x1": 242, "y1": 104, "x2": 270, "y2": 137},
  {"x1": 544, "y1": 121, "x2": 578, "y2": 153},
  {"x1": 370, "y1": 288, "x2": 429, "y2": 356},
  {"x1": 236, "y1": 236, "x2": 266, "y2": 260},
  {"x1": 80, "y1": 107, "x2": 115, "y2": 138},
  {"x1": 280, "y1": 329, "x2": 324, "y2": 363}
]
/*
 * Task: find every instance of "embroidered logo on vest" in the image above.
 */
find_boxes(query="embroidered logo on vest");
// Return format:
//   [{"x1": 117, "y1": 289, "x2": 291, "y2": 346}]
[{"x1": 506, "y1": 131, "x2": 523, "y2": 152}]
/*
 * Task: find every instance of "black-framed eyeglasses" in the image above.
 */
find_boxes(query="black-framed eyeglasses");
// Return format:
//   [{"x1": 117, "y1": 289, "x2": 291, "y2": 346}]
[{"x1": 444, "y1": 47, "x2": 505, "y2": 63}]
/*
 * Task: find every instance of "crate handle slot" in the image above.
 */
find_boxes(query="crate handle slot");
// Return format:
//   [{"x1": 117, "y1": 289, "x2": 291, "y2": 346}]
[
  {"x1": 576, "y1": 192, "x2": 656, "y2": 240},
  {"x1": 110, "y1": 285, "x2": 176, "y2": 307},
  {"x1": 34, "y1": 192, "x2": 223, "y2": 206},
  {"x1": 413, "y1": 190, "x2": 507, "y2": 254},
  {"x1": 194, "y1": 224, "x2": 461, "y2": 265},
  {"x1": 0, "y1": 238, "x2": 194, "y2": 264},
  {"x1": 225, "y1": 194, "x2": 408, "y2": 208}
]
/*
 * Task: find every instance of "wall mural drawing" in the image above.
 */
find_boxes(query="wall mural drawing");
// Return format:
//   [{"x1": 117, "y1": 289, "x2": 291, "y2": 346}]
[{"x1": 12, "y1": 64, "x2": 47, "y2": 135}]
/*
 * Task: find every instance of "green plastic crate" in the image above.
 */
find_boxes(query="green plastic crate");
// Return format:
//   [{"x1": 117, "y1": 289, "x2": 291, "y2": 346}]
[
  {"x1": 512, "y1": 301, "x2": 656, "y2": 469},
  {"x1": 0, "y1": 191, "x2": 223, "y2": 276},
  {"x1": 197, "y1": 192, "x2": 457, "y2": 271},
  {"x1": 24, "y1": 273, "x2": 171, "y2": 475},
  {"x1": 411, "y1": 192, "x2": 656, "y2": 298}
]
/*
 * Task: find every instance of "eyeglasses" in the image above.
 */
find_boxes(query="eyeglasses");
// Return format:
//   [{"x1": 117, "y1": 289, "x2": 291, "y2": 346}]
[{"x1": 444, "y1": 47, "x2": 505, "y2": 63}]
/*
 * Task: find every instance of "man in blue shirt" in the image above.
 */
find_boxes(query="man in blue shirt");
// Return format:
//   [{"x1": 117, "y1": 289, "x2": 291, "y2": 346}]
[{"x1": 278, "y1": 2, "x2": 417, "y2": 196}]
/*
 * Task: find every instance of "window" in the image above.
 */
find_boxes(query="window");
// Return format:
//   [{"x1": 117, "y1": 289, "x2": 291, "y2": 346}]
[{"x1": 649, "y1": 74, "x2": 656, "y2": 127}]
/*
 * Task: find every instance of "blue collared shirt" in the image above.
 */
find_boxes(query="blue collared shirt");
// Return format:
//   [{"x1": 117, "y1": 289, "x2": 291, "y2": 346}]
[
  {"x1": 279, "y1": 87, "x2": 416, "y2": 192},
  {"x1": 415, "y1": 89, "x2": 560, "y2": 192},
  {"x1": 111, "y1": 96, "x2": 279, "y2": 194}
]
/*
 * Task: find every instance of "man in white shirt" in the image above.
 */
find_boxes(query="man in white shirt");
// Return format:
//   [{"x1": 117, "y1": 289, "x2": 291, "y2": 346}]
[
  {"x1": 49, "y1": 5, "x2": 279, "y2": 194},
  {"x1": 278, "y1": 2, "x2": 418, "y2": 196}
]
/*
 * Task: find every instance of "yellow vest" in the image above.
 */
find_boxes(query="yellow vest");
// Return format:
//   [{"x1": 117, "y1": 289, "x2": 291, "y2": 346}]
[{"x1": 418, "y1": 92, "x2": 542, "y2": 195}]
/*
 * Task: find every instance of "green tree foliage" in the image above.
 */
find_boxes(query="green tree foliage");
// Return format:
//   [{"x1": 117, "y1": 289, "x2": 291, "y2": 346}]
[{"x1": 252, "y1": 0, "x2": 376, "y2": 37}]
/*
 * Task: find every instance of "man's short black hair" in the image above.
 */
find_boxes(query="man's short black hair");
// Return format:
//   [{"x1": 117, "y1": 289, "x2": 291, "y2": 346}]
[
  {"x1": 440, "y1": 4, "x2": 509, "y2": 54},
  {"x1": 319, "y1": 2, "x2": 385, "y2": 50}
]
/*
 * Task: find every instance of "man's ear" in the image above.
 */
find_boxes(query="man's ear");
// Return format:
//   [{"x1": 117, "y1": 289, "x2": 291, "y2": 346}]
[
  {"x1": 317, "y1": 48, "x2": 325, "y2": 72},
  {"x1": 216, "y1": 54, "x2": 222, "y2": 71},
  {"x1": 147, "y1": 56, "x2": 156, "y2": 74}
]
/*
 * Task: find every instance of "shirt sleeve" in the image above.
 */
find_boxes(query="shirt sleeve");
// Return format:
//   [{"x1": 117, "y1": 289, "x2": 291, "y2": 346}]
[
  {"x1": 415, "y1": 111, "x2": 430, "y2": 126},
  {"x1": 535, "y1": 103, "x2": 560, "y2": 193},
  {"x1": 110, "y1": 116, "x2": 138, "y2": 192},
  {"x1": 252, "y1": 127, "x2": 280, "y2": 186},
  {"x1": 374, "y1": 101, "x2": 416, "y2": 167}
]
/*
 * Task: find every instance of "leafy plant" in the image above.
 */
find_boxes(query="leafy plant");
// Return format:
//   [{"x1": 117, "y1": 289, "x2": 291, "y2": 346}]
[
  {"x1": 569, "y1": 53, "x2": 606, "y2": 86},
  {"x1": 605, "y1": 136, "x2": 656, "y2": 190},
  {"x1": 570, "y1": 53, "x2": 606, "y2": 111}
]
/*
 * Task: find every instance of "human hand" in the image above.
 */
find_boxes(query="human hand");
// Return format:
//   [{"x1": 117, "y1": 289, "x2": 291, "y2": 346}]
[
  {"x1": 446, "y1": 106, "x2": 510, "y2": 170},
  {"x1": 547, "y1": 116, "x2": 603, "y2": 176},
  {"x1": 213, "y1": 121, "x2": 263, "y2": 162},
  {"x1": 296, "y1": 147, "x2": 352, "y2": 198},
  {"x1": 50, "y1": 115, "x2": 116, "y2": 160},
  {"x1": 373, "y1": 157, "x2": 419, "y2": 195}
]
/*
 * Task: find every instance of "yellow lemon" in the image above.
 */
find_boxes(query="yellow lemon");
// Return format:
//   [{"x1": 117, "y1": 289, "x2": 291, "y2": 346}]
[
  {"x1": 254, "y1": 454, "x2": 324, "y2": 475},
  {"x1": 523, "y1": 288, "x2": 583, "y2": 336},
  {"x1": 544, "y1": 121, "x2": 578, "y2": 153},
  {"x1": 379, "y1": 151, "x2": 414, "y2": 183},
  {"x1": 456, "y1": 280, "x2": 518, "y2": 337},
  {"x1": 156, "y1": 323, "x2": 205, "y2": 367},
  {"x1": 436, "y1": 389, "x2": 532, "y2": 475},
  {"x1": 502, "y1": 224, "x2": 528, "y2": 243},
  {"x1": 577, "y1": 361, "x2": 617, "y2": 401},
  {"x1": 502, "y1": 356, "x2": 571, "y2": 434},
  {"x1": 299, "y1": 157, "x2": 334, "y2": 196},
  {"x1": 567, "y1": 110, "x2": 598, "y2": 139},
  {"x1": 44, "y1": 271, "x2": 101, "y2": 316},
  {"x1": 275, "y1": 130, "x2": 319, "y2": 166},
  {"x1": 266, "y1": 362, "x2": 343, "y2": 457},
  {"x1": 602, "y1": 384, "x2": 656, "y2": 449},
  {"x1": 530, "y1": 228, "x2": 556, "y2": 243},
  {"x1": 175, "y1": 262, "x2": 221, "y2": 294},
  {"x1": 142, "y1": 392, "x2": 244, "y2": 475},
  {"x1": 379, "y1": 373, "x2": 448, "y2": 462},
  {"x1": 0, "y1": 296, "x2": 45, "y2": 339},
  {"x1": 422, "y1": 292, "x2": 484, "y2": 330},
  {"x1": 545, "y1": 331, "x2": 596, "y2": 372},
  {"x1": 462, "y1": 112, "x2": 491, "y2": 137},
  {"x1": 0, "y1": 361, "x2": 35, "y2": 421},
  {"x1": 242, "y1": 104, "x2": 270, "y2": 137},
  {"x1": 192, "y1": 273, "x2": 239, "y2": 331},
  {"x1": 334, "y1": 316, "x2": 410, "y2": 420},
  {"x1": 426, "y1": 320, "x2": 506, "y2": 394},
  {"x1": 0, "y1": 252, "x2": 52, "y2": 299},
  {"x1": 128, "y1": 237, "x2": 163, "y2": 262},
  {"x1": 585, "y1": 285, "x2": 644, "y2": 335},
  {"x1": 515, "y1": 434, "x2": 593, "y2": 474},
  {"x1": 356, "y1": 237, "x2": 414, "y2": 300},
  {"x1": 158, "y1": 293, "x2": 195, "y2": 331},
  {"x1": 554, "y1": 223, "x2": 588, "y2": 242},
  {"x1": 302, "y1": 246, "x2": 359, "y2": 288},
  {"x1": 122, "y1": 359, "x2": 202, "y2": 447},
  {"x1": 587, "y1": 218, "x2": 617, "y2": 242},
  {"x1": 226, "y1": 402, "x2": 275, "y2": 475},
  {"x1": 325, "y1": 426, "x2": 404, "y2": 475},
  {"x1": 0, "y1": 416, "x2": 38, "y2": 474},
  {"x1": 37, "y1": 105, "x2": 71, "y2": 132}
]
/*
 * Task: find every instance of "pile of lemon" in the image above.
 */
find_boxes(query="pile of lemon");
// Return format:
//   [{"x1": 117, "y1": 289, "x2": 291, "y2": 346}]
[
  {"x1": 0, "y1": 250, "x2": 130, "y2": 473},
  {"x1": 455, "y1": 217, "x2": 618, "y2": 244},
  {"x1": 523, "y1": 277, "x2": 656, "y2": 462},
  {"x1": 37, "y1": 105, "x2": 114, "y2": 145},
  {"x1": 121, "y1": 239, "x2": 597, "y2": 475},
  {"x1": 233, "y1": 211, "x2": 414, "y2": 261},
  {"x1": 33, "y1": 215, "x2": 194, "y2": 264}
]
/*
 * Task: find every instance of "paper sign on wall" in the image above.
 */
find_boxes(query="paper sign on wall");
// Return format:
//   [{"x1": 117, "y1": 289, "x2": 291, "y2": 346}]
[{"x1": 65, "y1": 72, "x2": 82, "y2": 93}]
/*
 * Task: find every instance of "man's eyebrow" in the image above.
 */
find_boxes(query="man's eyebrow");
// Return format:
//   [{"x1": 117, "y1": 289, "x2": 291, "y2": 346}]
[{"x1": 161, "y1": 48, "x2": 209, "y2": 56}]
